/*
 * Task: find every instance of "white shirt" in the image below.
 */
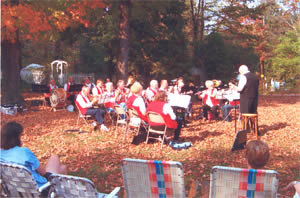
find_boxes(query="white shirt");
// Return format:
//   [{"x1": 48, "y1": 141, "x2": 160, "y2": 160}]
[
  {"x1": 132, "y1": 96, "x2": 146, "y2": 115},
  {"x1": 201, "y1": 88, "x2": 217, "y2": 107},
  {"x1": 163, "y1": 103, "x2": 176, "y2": 120},
  {"x1": 237, "y1": 71, "x2": 249, "y2": 92},
  {"x1": 92, "y1": 86, "x2": 103, "y2": 96},
  {"x1": 64, "y1": 82, "x2": 71, "y2": 91},
  {"x1": 76, "y1": 92, "x2": 93, "y2": 108},
  {"x1": 145, "y1": 87, "x2": 157, "y2": 101}
]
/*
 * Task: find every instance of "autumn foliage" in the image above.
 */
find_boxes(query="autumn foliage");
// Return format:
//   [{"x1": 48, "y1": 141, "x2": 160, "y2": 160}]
[{"x1": 1, "y1": 93, "x2": 299, "y2": 197}]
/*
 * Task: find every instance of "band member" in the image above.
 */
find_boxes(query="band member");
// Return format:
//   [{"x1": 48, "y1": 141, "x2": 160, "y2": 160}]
[
  {"x1": 145, "y1": 80, "x2": 158, "y2": 102},
  {"x1": 173, "y1": 77, "x2": 184, "y2": 94},
  {"x1": 221, "y1": 80, "x2": 240, "y2": 122},
  {"x1": 159, "y1": 79, "x2": 169, "y2": 92},
  {"x1": 146, "y1": 90, "x2": 182, "y2": 142},
  {"x1": 64, "y1": 76, "x2": 75, "y2": 103},
  {"x1": 199, "y1": 80, "x2": 219, "y2": 120},
  {"x1": 126, "y1": 82, "x2": 148, "y2": 122},
  {"x1": 92, "y1": 79, "x2": 105, "y2": 97},
  {"x1": 76, "y1": 86, "x2": 109, "y2": 131},
  {"x1": 83, "y1": 77, "x2": 95, "y2": 90},
  {"x1": 103, "y1": 82, "x2": 115, "y2": 112},
  {"x1": 44, "y1": 78, "x2": 57, "y2": 105},
  {"x1": 230, "y1": 65, "x2": 259, "y2": 114}
]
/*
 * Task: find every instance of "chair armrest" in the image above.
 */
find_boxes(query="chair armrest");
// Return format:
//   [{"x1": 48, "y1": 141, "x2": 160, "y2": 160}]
[
  {"x1": 105, "y1": 187, "x2": 120, "y2": 198},
  {"x1": 38, "y1": 182, "x2": 51, "y2": 192}
]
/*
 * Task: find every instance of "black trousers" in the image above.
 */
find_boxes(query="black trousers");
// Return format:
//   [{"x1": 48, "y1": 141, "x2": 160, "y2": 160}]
[{"x1": 240, "y1": 97, "x2": 258, "y2": 113}]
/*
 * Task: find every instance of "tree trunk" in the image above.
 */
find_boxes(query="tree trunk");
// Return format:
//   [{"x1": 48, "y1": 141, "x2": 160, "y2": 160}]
[
  {"x1": 1, "y1": 38, "x2": 22, "y2": 105},
  {"x1": 116, "y1": 0, "x2": 131, "y2": 81}
]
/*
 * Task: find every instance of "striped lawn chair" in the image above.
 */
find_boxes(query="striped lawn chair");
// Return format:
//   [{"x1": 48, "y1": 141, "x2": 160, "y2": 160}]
[
  {"x1": 0, "y1": 161, "x2": 51, "y2": 197},
  {"x1": 49, "y1": 173, "x2": 120, "y2": 198},
  {"x1": 209, "y1": 166, "x2": 279, "y2": 198},
  {"x1": 122, "y1": 158, "x2": 186, "y2": 198}
]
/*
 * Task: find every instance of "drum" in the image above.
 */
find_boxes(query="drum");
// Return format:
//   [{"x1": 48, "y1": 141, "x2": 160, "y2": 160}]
[{"x1": 50, "y1": 88, "x2": 67, "y2": 108}]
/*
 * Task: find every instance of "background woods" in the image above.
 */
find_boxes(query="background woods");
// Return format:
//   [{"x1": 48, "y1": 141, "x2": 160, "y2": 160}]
[{"x1": 1, "y1": 0, "x2": 299, "y2": 103}]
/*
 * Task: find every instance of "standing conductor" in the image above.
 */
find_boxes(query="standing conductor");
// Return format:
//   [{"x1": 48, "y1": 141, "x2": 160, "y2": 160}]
[{"x1": 230, "y1": 65, "x2": 259, "y2": 113}]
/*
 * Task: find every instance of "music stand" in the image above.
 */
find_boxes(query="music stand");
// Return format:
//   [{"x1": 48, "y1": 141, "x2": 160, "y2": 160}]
[{"x1": 224, "y1": 93, "x2": 240, "y2": 133}]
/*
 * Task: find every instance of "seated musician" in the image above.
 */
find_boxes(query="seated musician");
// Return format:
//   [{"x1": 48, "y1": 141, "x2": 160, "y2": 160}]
[
  {"x1": 103, "y1": 82, "x2": 115, "y2": 112},
  {"x1": 126, "y1": 81, "x2": 148, "y2": 122},
  {"x1": 92, "y1": 79, "x2": 104, "y2": 97},
  {"x1": 146, "y1": 90, "x2": 183, "y2": 142},
  {"x1": 115, "y1": 80, "x2": 128, "y2": 111},
  {"x1": 221, "y1": 80, "x2": 240, "y2": 122},
  {"x1": 173, "y1": 77, "x2": 185, "y2": 94},
  {"x1": 83, "y1": 77, "x2": 95, "y2": 90},
  {"x1": 159, "y1": 79, "x2": 169, "y2": 93},
  {"x1": 199, "y1": 80, "x2": 219, "y2": 120},
  {"x1": 145, "y1": 80, "x2": 158, "y2": 103},
  {"x1": 44, "y1": 78, "x2": 57, "y2": 106},
  {"x1": 64, "y1": 76, "x2": 75, "y2": 103},
  {"x1": 76, "y1": 85, "x2": 109, "y2": 131}
]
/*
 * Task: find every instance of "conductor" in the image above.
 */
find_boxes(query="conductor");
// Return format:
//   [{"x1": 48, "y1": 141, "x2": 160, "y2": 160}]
[{"x1": 230, "y1": 65, "x2": 259, "y2": 114}]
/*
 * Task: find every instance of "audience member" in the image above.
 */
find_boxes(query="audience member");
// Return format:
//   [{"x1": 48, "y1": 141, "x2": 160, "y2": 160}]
[
  {"x1": 0, "y1": 122, "x2": 67, "y2": 188},
  {"x1": 283, "y1": 181, "x2": 300, "y2": 198},
  {"x1": 245, "y1": 140, "x2": 270, "y2": 169}
]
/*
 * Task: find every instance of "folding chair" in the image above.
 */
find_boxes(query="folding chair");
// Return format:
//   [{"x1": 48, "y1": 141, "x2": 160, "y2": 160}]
[
  {"x1": 114, "y1": 105, "x2": 128, "y2": 135},
  {"x1": 0, "y1": 161, "x2": 51, "y2": 197},
  {"x1": 126, "y1": 107, "x2": 146, "y2": 136},
  {"x1": 121, "y1": 158, "x2": 186, "y2": 198},
  {"x1": 146, "y1": 111, "x2": 168, "y2": 149},
  {"x1": 49, "y1": 173, "x2": 120, "y2": 198},
  {"x1": 75, "y1": 102, "x2": 92, "y2": 126},
  {"x1": 209, "y1": 166, "x2": 279, "y2": 198}
]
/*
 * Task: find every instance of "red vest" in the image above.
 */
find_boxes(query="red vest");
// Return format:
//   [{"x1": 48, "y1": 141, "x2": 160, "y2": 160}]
[
  {"x1": 76, "y1": 93, "x2": 90, "y2": 115},
  {"x1": 127, "y1": 95, "x2": 147, "y2": 121},
  {"x1": 203, "y1": 89, "x2": 219, "y2": 106},
  {"x1": 229, "y1": 100, "x2": 240, "y2": 106},
  {"x1": 45, "y1": 84, "x2": 57, "y2": 97},
  {"x1": 115, "y1": 88, "x2": 126, "y2": 104},
  {"x1": 147, "y1": 101, "x2": 177, "y2": 129}
]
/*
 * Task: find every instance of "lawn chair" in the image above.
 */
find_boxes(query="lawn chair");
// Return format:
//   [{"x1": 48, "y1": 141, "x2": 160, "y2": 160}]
[
  {"x1": 146, "y1": 111, "x2": 168, "y2": 149},
  {"x1": 0, "y1": 161, "x2": 51, "y2": 197},
  {"x1": 49, "y1": 173, "x2": 120, "y2": 198},
  {"x1": 121, "y1": 158, "x2": 186, "y2": 198},
  {"x1": 209, "y1": 166, "x2": 279, "y2": 198},
  {"x1": 75, "y1": 101, "x2": 92, "y2": 126},
  {"x1": 114, "y1": 105, "x2": 128, "y2": 135}
]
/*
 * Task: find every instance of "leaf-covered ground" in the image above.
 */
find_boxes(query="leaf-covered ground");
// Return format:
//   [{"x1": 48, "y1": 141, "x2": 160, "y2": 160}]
[{"x1": 1, "y1": 93, "x2": 299, "y2": 197}]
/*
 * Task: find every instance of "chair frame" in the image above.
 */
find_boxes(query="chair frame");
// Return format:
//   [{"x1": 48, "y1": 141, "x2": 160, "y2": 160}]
[
  {"x1": 114, "y1": 105, "x2": 128, "y2": 135},
  {"x1": 146, "y1": 111, "x2": 168, "y2": 149},
  {"x1": 121, "y1": 158, "x2": 186, "y2": 198},
  {"x1": 222, "y1": 105, "x2": 240, "y2": 122},
  {"x1": 75, "y1": 102, "x2": 92, "y2": 126},
  {"x1": 126, "y1": 107, "x2": 147, "y2": 136},
  {"x1": 49, "y1": 173, "x2": 120, "y2": 198},
  {"x1": 0, "y1": 161, "x2": 51, "y2": 198},
  {"x1": 209, "y1": 166, "x2": 279, "y2": 198}
]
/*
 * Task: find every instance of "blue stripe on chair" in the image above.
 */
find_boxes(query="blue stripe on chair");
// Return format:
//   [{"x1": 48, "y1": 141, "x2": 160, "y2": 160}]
[
  {"x1": 154, "y1": 161, "x2": 166, "y2": 198},
  {"x1": 246, "y1": 169, "x2": 257, "y2": 198}
]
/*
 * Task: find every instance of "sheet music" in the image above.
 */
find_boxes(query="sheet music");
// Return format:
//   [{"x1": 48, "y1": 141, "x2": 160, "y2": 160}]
[
  {"x1": 223, "y1": 92, "x2": 240, "y2": 101},
  {"x1": 167, "y1": 94, "x2": 191, "y2": 109},
  {"x1": 98, "y1": 94, "x2": 114, "y2": 104}
]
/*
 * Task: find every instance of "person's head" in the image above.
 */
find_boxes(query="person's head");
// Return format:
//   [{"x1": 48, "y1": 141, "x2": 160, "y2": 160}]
[
  {"x1": 96, "y1": 79, "x2": 104, "y2": 87},
  {"x1": 68, "y1": 76, "x2": 73, "y2": 83},
  {"x1": 105, "y1": 77, "x2": 111, "y2": 83},
  {"x1": 81, "y1": 85, "x2": 90, "y2": 96},
  {"x1": 130, "y1": 81, "x2": 143, "y2": 95},
  {"x1": 50, "y1": 78, "x2": 56, "y2": 86},
  {"x1": 176, "y1": 77, "x2": 184, "y2": 88},
  {"x1": 84, "y1": 77, "x2": 91, "y2": 84},
  {"x1": 160, "y1": 80, "x2": 168, "y2": 89},
  {"x1": 117, "y1": 80, "x2": 125, "y2": 89},
  {"x1": 239, "y1": 65, "x2": 249, "y2": 75},
  {"x1": 246, "y1": 140, "x2": 270, "y2": 169},
  {"x1": 1, "y1": 122, "x2": 23, "y2": 150},
  {"x1": 150, "y1": 80, "x2": 159, "y2": 90},
  {"x1": 154, "y1": 90, "x2": 168, "y2": 102},
  {"x1": 106, "y1": 82, "x2": 114, "y2": 92},
  {"x1": 205, "y1": 80, "x2": 214, "y2": 89}
]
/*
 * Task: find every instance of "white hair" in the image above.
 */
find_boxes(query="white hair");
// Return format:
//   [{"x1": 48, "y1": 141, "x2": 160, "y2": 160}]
[
  {"x1": 150, "y1": 80, "x2": 158, "y2": 88},
  {"x1": 239, "y1": 65, "x2": 249, "y2": 74},
  {"x1": 105, "y1": 82, "x2": 113, "y2": 87},
  {"x1": 205, "y1": 80, "x2": 214, "y2": 88}
]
